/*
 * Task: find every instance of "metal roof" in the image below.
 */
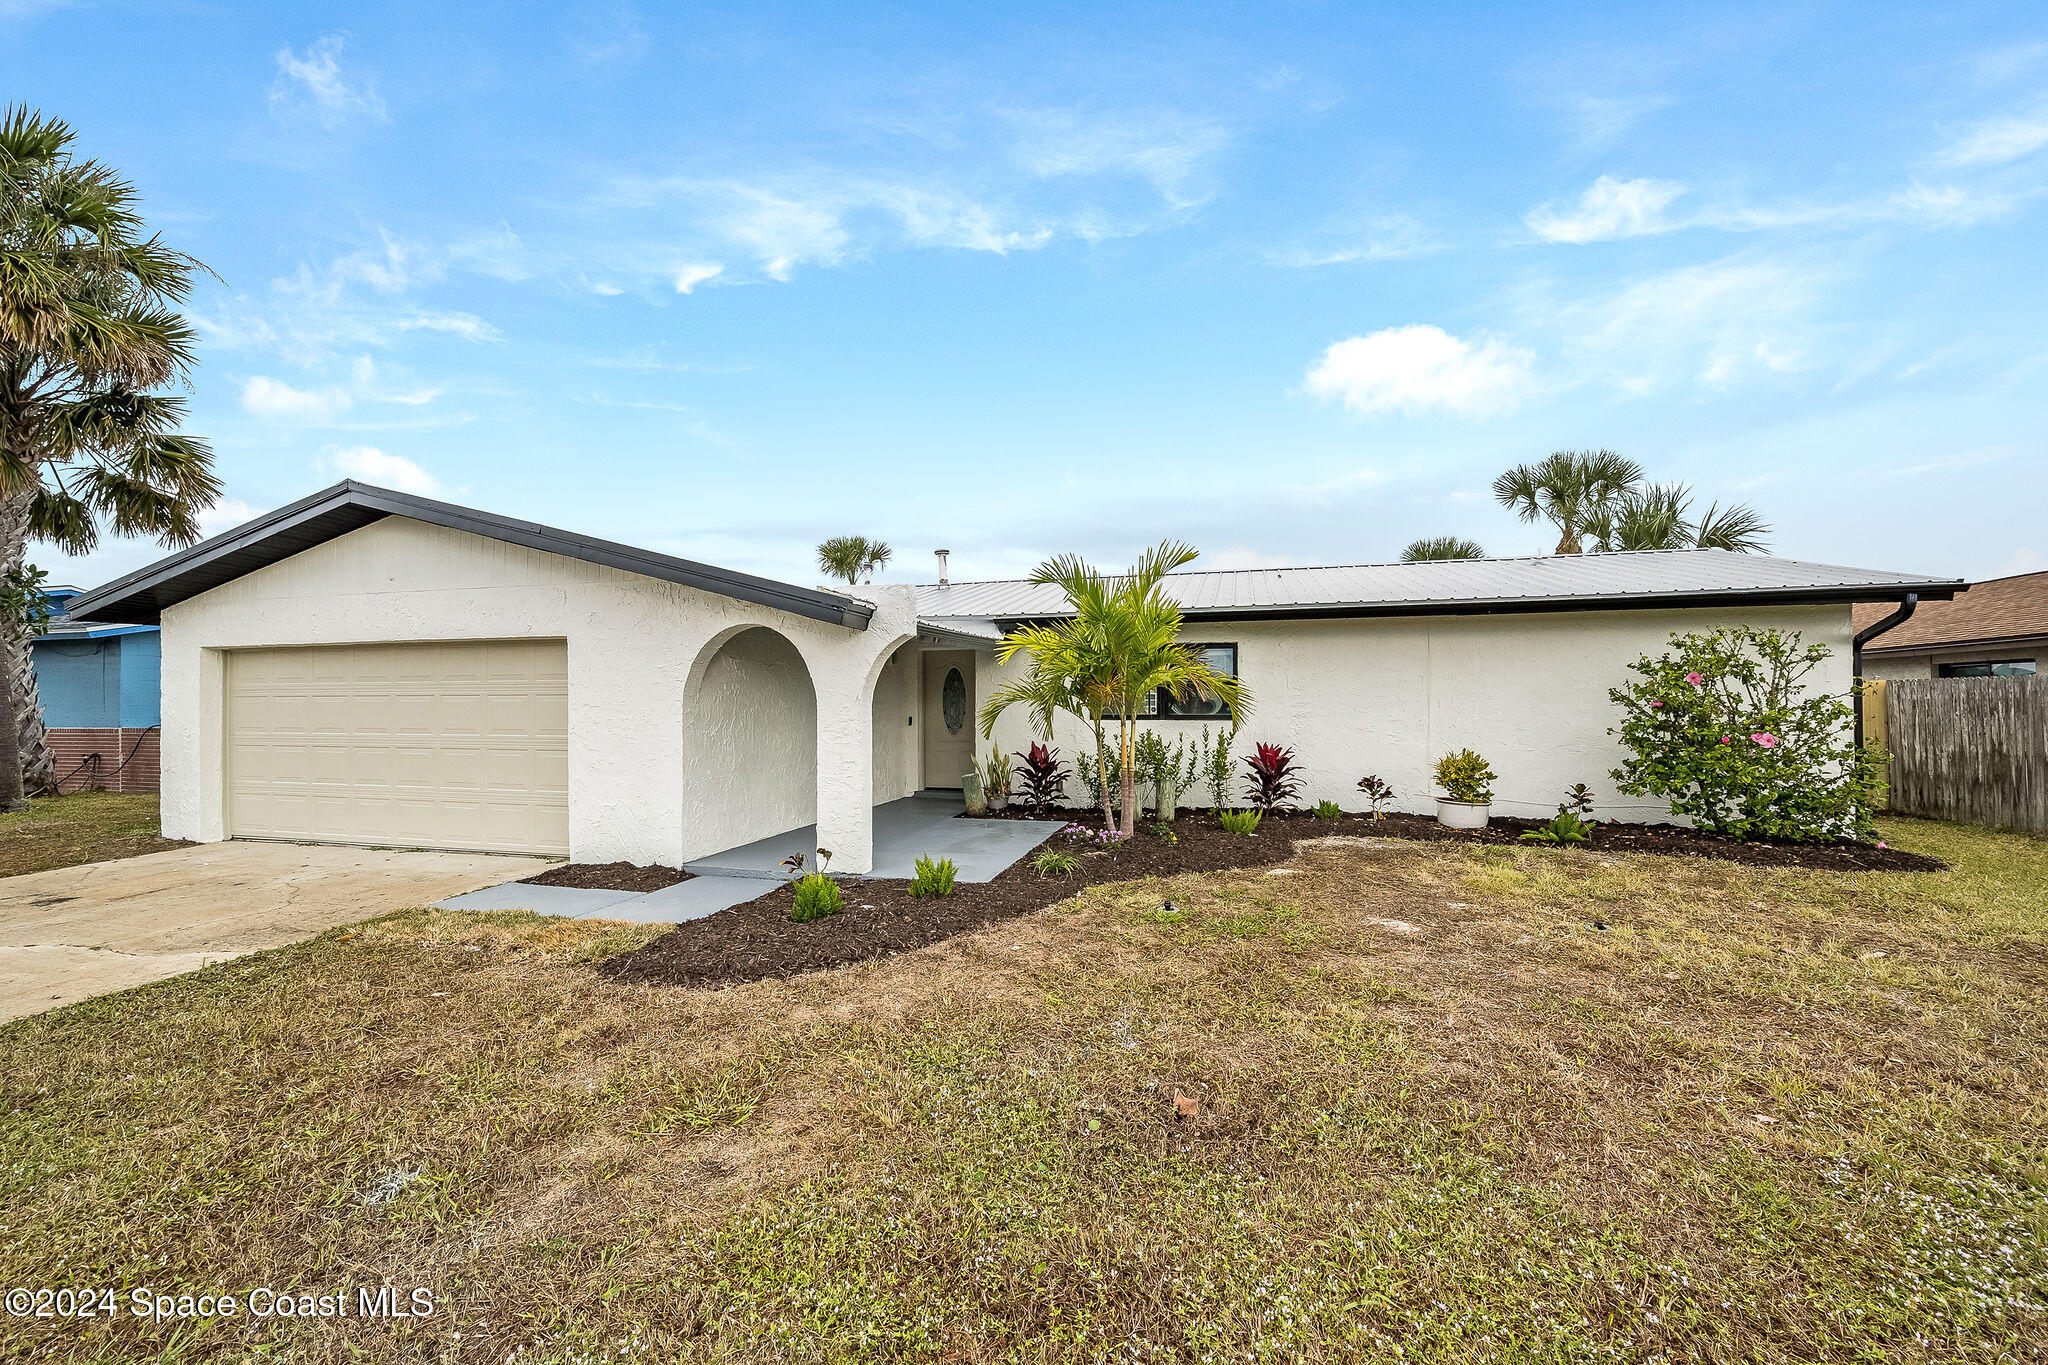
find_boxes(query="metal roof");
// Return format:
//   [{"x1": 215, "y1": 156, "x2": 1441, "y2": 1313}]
[
  {"x1": 914, "y1": 550, "x2": 1962, "y2": 621},
  {"x1": 64, "y1": 481, "x2": 875, "y2": 630}
]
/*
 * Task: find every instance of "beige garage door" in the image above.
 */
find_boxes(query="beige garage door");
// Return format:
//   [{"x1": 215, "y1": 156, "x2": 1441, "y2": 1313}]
[{"x1": 226, "y1": 640, "x2": 569, "y2": 855}]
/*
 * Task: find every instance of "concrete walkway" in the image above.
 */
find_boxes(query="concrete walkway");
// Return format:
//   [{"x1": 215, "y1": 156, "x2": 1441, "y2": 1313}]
[
  {"x1": 437, "y1": 796, "x2": 1064, "y2": 924},
  {"x1": 683, "y1": 793, "x2": 1065, "y2": 882},
  {"x1": 0, "y1": 842, "x2": 550, "y2": 1024}
]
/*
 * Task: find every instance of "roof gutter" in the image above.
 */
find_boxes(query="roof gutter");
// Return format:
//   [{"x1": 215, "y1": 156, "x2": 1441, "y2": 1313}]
[{"x1": 1852, "y1": 592, "x2": 1917, "y2": 746}]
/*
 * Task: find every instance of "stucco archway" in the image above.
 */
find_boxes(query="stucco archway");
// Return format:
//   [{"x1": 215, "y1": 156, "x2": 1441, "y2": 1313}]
[{"x1": 681, "y1": 624, "x2": 818, "y2": 861}]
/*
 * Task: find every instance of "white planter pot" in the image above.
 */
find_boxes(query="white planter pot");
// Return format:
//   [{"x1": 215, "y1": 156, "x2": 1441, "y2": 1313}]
[{"x1": 1436, "y1": 797, "x2": 1491, "y2": 830}]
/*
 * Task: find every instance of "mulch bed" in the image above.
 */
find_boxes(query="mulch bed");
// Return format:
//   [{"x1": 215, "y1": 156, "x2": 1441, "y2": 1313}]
[
  {"x1": 599, "y1": 808, "x2": 1942, "y2": 991},
  {"x1": 521, "y1": 861, "x2": 693, "y2": 892}
]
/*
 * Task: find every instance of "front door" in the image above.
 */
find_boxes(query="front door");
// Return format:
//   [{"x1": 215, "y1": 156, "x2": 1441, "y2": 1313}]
[{"x1": 921, "y1": 651, "x2": 976, "y2": 789}]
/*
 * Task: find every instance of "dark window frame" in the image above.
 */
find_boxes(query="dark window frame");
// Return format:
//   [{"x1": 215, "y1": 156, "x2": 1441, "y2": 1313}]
[
  {"x1": 1103, "y1": 643, "x2": 1238, "y2": 721},
  {"x1": 1938, "y1": 658, "x2": 2037, "y2": 678}
]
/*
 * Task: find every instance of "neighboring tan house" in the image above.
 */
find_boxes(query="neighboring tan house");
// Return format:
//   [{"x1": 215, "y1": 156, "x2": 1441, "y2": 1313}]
[
  {"x1": 64, "y1": 481, "x2": 1960, "y2": 871},
  {"x1": 1854, "y1": 570, "x2": 2047, "y2": 679},
  {"x1": 30, "y1": 586, "x2": 163, "y2": 793}
]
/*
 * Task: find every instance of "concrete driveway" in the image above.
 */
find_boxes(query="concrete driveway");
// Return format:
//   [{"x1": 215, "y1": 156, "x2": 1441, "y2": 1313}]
[{"x1": 0, "y1": 842, "x2": 551, "y2": 1024}]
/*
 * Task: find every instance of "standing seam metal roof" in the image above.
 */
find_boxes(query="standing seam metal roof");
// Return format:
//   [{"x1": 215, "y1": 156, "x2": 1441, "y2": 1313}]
[{"x1": 913, "y1": 550, "x2": 1960, "y2": 619}]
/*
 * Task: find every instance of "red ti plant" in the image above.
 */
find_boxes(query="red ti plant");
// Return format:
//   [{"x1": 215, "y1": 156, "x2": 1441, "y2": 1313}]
[
  {"x1": 1242, "y1": 742, "x2": 1304, "y2": 812},
  {"x1": 1012, "y1": 743, "x2": 1070, "y2": 813}
]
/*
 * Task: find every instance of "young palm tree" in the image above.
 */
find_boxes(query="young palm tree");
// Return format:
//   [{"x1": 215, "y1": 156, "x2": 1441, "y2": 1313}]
[
  {"x1": 815, "y1": 535, "x2": 892, "y2": 585},
  {"x1": 982, "y1": 541, "x2": 1248, "y2": 837},
  {"x1": 0, "y1": 107, "x2": 219, "y2": 811},
  {"x1": 1492, "y1": 449, "x2": 1644, "y2": 554},
  {"x1": 1583, "y1": 483, "x2": 1771, "y2": 553},
  {"x1": 1401, "y1": 535, "x2": 1485, "y2": 561}
]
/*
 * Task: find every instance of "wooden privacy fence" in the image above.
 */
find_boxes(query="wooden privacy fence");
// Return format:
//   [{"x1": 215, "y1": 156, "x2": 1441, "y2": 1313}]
[{"x1": 1880, "y1": 676, "x2": 2048, "y2": 833}]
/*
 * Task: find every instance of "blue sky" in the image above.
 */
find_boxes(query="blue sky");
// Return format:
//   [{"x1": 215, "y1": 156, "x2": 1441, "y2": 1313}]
[{"x1": 12, "y1": 1, "x2": 2046, "y2": 590}]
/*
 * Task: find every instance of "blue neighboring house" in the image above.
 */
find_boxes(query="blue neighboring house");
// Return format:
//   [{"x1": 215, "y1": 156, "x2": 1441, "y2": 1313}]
[{"x1": 30, "y1": 585, "x2": 162, "y2": 793}]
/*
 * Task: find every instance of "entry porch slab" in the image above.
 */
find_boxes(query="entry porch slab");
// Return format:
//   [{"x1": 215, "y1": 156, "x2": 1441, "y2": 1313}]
[{"x1": 684, "y1": 793, "x2": 1063, "y2": 882}]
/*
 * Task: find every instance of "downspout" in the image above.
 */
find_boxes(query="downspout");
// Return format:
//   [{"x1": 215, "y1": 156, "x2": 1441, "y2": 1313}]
[{"x1": 1852, "y1": 593, "x2": 1917, "y2": 745}]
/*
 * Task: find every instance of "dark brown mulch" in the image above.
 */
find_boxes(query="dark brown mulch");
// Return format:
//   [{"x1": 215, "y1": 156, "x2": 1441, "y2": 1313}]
[
  {"x1": 521, "y1": 861, "x2": 693, "y2": 892},
  {"x1": 981, "y1": 806, "x2": 1945, "y2": 873},
  {"x1": 598, "y1": 808, "x2": 1943, "y2": 991}
]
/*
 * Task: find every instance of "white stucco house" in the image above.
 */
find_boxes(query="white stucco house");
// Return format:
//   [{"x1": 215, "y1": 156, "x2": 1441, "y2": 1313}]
[{"x1": 65, "y1": 481, "x2": 1960, "y2": 872}]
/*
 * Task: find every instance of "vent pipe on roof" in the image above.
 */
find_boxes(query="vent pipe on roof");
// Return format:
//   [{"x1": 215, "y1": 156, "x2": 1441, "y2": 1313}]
[{"x1": 935, "y1": 549, "x2": 950, "y2": 586}]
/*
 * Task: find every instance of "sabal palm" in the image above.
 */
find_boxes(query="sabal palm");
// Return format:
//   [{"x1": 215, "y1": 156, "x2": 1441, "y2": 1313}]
[
  {"x1": 1401, "y1": 535, "x2": 1484, "y2": 562},
  {"x1": 1, "y1": 106, "x2": 219, "y2": 809},
  {"x1": 816, "y1": 535, "x2": 891, "y2": 585},
  {"x1": 1584, "y1": 483, "x2": 1771, "y2": 553},
  {"x1": 1492, "y1": 450, "x2": 1643, "y2": 555},
  {"x1": 982, "y1": 541, "x2": 1247, "y2": 837}
]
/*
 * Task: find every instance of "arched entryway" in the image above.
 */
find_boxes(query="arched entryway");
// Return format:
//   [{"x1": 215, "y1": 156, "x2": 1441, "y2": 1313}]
[{"x1": 682, "y1": 625, "x2": 817, "y2": 860}]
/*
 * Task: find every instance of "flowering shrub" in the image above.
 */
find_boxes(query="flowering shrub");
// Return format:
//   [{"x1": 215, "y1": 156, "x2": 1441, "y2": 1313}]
[
  {"x1": 1608, "y1": 626, "x2": 1886, "y2": 842},
  {"x1": 1061, "y1": 822, "x2": 1126, "y2": 848}
]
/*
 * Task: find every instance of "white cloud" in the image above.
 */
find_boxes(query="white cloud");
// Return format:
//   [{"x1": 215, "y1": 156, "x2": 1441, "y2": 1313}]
[
  {"x1": 1007, "y1": 108, "x2": 1228, "y2": 209},
  {"x1": 323, "y1": 446, "x2": 442, "y2": 495},
  {"x1": 270, "y1": 35, "x2": 387, "y2": 127},
  {"x1": 1996, "y1": 547, "x2": 2047, "y2": 577},
  {"x1": 195, "y1": 498, "x2": 260, "y2": 540},
  {"x1": 1553, "y1": 258, "x2": 1825, "y2": 393},
  {"x1": 673, "y1": 262, "x2": 724, "y2": 294},
  {"x1": 394, "y1": 311, "x2": 501, "y2": 343},
  {"x1": 1267, "y1": 214, "x2": 1436, "y2": 268},
  {"x1": 240, "y1": 375, "x2": 352, "y2": 421},
  {"x1": 1937, "y1": 104, "x2": 2048, "y2": 167},
  {"x1": 1526, "y1": 175, "x2": 1686, "y2": 243},
  {"x1": 712, "y1": 186, "x2": 853, "y2": 279},
  {"x1": 1302, "y1": 325, "x2": 1536, "y2": 419}
]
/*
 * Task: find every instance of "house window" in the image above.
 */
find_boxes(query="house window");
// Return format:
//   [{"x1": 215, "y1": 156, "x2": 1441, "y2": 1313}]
[
  {"x1": 1938, "y1": 659, "x2": 2036, "y2": 677},
  {"x1": 1104, "y1": 644, "x2": 1238, "y2": 719}
]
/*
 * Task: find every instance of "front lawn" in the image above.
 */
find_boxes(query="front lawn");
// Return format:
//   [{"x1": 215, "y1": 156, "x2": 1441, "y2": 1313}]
[
  {"x1": 0, "y1": 792, "x2": 188, "y2": 878},
  {"x1": 1, "y1": 816, "x2": 2043, "y2": 1362}
]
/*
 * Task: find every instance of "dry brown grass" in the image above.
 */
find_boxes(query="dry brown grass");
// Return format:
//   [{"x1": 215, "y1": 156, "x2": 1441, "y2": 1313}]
[
  {"x1": 1, "y1": 816, "x2": 2043, "y2": 1363},
  {"x1": 0, "y1": 792, "x2": 187, "y2": 878}
]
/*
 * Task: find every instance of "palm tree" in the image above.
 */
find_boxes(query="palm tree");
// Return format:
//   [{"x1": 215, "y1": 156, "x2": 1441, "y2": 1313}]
[
  {"x1": 1492, "y1": 450, "x2": 1644, "y2": 554},
  {"x1": 816, "y1": 535, "x2": 891, "y2": 585},
  {"x1": 1583, "y1": 483, "x2": 1771, "y2": 553},
  {"x1": 1401, "y1": 535, "x2": 1485, "y2": 562},
  {"x1": 981, "y1": 541, "x2": 1248, "y2": 837},
  {"x1": 1, "y1": 107, "x2": 219, "y2": 811}
]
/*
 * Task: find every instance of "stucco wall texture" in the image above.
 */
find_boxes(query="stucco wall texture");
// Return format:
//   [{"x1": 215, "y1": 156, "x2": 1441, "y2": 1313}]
[
  {"x1": 159, "y1": 518, "x2": 917, "y2": 871},
  {"x1": 981, "y1": 604, "x2": 1854, "y2": 823}
]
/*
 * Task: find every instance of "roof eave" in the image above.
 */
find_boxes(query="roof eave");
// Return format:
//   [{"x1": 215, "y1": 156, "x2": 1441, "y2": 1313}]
[
  {"x1": 64, "y1": 481, "x2": 873, "y2": 631},
  {"x1": 986, "y1": 581, "x2": 1963, "y2": 627}
]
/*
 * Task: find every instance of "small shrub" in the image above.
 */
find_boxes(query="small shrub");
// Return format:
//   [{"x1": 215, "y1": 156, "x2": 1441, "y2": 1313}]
[
  {"x1": 1609, "y1": 626, "x2": 1885, "y2": 841},
  {"x1": 1562, "y1": 783, "x2": 1596, "y2": 815},
  {"x1": 1355, "y1": 774, "x2": 1394, "y2": 817},
  {"x1": 1031, "y1": 847, "x2": 1079, "y2": 877},
  {"x1": 1521, "y1": 807, "x2": 1595, "y2": 845},
  {"x1": 1195, "y1": 726, "x2": 1236, "y2": 810},
  {"x1": 790, "y1": 873, "x2": 842, "y2": 922},
  {"x1": 1313, "y1": 799, "x2": 1342, "y2": 819},
  {"x1": 1434, "y1": 749, "x2": 1496, "y2": 803},
  {"x1": 1076, "y1": 742, "x2": 1124, "y2": 816},
  {"x1": 1242, "y1": 743, "x2": 1304, "y2": 812},
  {"x1": 908, "y1": 855, "x2": 957, "y2": 898},
  {"x1": 1148, "y1": 820, "x2": 1179, "y2": 844},
  {"x1": 1218, "y1": 809, "x2": 1263, "y2": 835},
  {"x1": 1135, "y1": 730, "x2": 1200, "y2": 820},
  {"x1": 1012, "y1": 742, "x2": 1070, "y2": 812}
]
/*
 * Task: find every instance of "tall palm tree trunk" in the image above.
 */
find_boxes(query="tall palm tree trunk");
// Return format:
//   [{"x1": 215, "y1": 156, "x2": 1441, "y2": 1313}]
[
  {"x1": 0, "y1": 493, "x2": 30, "y2": 811},
  {"x1": 1118, "y1": 717, "x2": 1139, "y2": 838},
  {"x1": 1092, "y1": 717, "x2": 1114, "y2": 832}
]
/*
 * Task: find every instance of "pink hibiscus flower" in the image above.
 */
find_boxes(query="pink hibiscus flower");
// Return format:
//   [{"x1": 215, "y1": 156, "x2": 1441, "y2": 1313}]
[
  {"x1": 1750, "y1": 732, "x2": 1780, "y2": 748},
  {"x1": 1684, "y1": 671, "x2": 1705, "y2": 687},
  {"x1": 1650, "y1": 700, "x2": 1664, "y2": 708},
  {"x1": 1720, "y1": 736, "x2": 1732, "y2": 744}
]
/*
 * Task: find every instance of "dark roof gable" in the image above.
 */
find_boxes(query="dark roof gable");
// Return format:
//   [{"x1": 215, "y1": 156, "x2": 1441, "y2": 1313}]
[{"x1": 63, "y1": 481, "x2": 874, "y2": 630}]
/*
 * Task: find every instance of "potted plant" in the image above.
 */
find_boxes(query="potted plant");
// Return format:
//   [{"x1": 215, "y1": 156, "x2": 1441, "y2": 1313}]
[
  {"x1": 980, "y1": 747, "x2": 1011, "y2": 812},
  {"x1": 1433, "y1": 748, "x2": 1496, "y2": 829}
]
